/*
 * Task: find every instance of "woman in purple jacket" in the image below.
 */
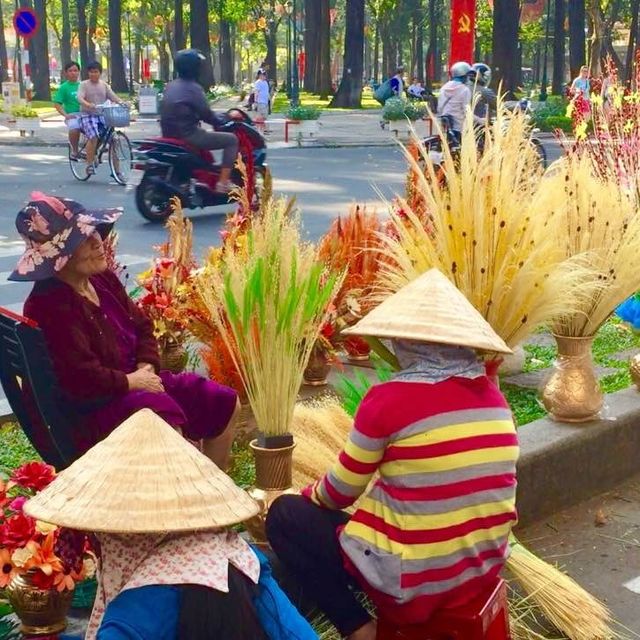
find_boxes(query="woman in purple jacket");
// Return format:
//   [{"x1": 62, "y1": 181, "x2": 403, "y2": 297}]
[{"x1": 9, "y1": 192, "x2": 239, "y2": 465}]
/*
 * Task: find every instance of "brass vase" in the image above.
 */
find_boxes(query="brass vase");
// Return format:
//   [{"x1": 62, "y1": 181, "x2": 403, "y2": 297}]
[
  {"x1": 159, "y1": 340, "x2": 188, "y2": 373},
  {"x1": 6, "y1": 571, "x2": 73, "y2": 636},
  {"x1": 245, "y1": 438, "x2": 296, "y2": 546},
  {"x1": 303, "y1": 346, "x2": 331, "y2": 386},
  {"x1": 344, "y1": 336, "x2": 371, "y2": 362},
  {"x1": 541, "y1": 335, "x2": 603, "y2": 423}
]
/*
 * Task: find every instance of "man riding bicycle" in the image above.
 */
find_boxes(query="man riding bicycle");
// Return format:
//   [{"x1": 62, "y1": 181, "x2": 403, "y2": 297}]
[
  {"x1": 77, "y1": 60, "x2": 127, "y2": 177},
  {"x1": 160, "y1": 49, "x2": 238, "y2": 194}
]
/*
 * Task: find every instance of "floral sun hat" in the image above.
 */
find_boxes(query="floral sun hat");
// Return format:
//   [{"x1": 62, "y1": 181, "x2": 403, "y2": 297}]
[{"x1": 8, "y1": 192, "x2": 123, "y2": 282}]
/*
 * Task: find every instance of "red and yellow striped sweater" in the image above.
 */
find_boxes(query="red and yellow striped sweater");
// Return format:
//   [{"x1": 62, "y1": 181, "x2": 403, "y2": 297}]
[{"x1": 303, "y1": 377, "x2": 519, "y2": 624}]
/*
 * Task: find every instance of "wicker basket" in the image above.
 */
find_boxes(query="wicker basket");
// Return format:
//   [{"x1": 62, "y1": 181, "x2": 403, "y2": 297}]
[{"x1": 101, "y1": 105, "x2": 130, "y2": 128}]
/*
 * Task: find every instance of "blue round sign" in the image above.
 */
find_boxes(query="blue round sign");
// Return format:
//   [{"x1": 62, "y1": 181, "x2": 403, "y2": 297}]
[{"x1": 13, "y1": 8, "x2": 40, "y2": 38}]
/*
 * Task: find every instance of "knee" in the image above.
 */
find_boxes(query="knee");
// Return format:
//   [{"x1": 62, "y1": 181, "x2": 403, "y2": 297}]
[{"x1": 265, "y1": 494, "x2": 303, "y2": 547}]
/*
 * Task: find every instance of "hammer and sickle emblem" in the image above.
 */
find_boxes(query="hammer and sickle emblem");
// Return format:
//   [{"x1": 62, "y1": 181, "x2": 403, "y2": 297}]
[{"x1": 458, "y1": 12, "x2": 471, "y2": 33}]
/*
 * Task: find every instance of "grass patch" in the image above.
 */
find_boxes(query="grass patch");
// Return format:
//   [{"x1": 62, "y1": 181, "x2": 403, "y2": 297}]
[
  {"x1": 504, "y1": 317, "x2": 639, "y2": 426},
  {"x1": 0, "y1": 422, "x2": 39, "y2": 473},
  {"x1": 271, "y1": 89, "x2": 380, "y2": 113}
]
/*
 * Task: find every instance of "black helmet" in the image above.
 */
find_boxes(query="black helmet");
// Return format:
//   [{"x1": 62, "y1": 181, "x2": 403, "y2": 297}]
[{"x1": 174, "y1": 49, "x2": 206, "y2": 80}]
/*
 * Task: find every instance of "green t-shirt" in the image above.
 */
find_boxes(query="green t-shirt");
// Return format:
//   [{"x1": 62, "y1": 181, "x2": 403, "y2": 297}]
[{"x1": 53, "y1": 81, "x2": 80, "y2": 115}]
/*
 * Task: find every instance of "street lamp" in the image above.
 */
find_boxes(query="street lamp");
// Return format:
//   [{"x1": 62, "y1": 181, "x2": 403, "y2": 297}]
[
  {"x1": 539, "y1": 0, "x2": 551, "y2": 102},
  {"x1": 125, "y1": 11, "x2": 134, "y2": 95},
  {"x1": 290, "y1": 0, "x2": 299, "y2": 106}
]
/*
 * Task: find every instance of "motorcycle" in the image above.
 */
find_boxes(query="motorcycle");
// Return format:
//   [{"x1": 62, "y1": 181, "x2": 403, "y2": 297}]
[
  {"x1": 130, "y1": 109, "x2": 269, "y2": 223},
  {"x1": 421, "y1": 100, "x2": 547, "y2": 177}
]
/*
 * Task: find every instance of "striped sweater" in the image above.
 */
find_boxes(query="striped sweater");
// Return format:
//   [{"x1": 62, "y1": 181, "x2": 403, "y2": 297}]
[{"x1": 303, "y1": 377, "x2": 519, "y2": 625}]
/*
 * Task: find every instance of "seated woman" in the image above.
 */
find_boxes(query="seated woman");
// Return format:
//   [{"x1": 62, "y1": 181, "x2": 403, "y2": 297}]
[
  {"x1": 24, "y1": 408, "x2": 318, "y2": 640},
  {"x1": 8, "y1": 192, "x2": 238, "y2": 468},
  {"x1": 266, "y1": 269, "x2": 519, "y2": 640}
]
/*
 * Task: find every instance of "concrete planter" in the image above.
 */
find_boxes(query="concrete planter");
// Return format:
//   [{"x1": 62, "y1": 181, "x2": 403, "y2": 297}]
[
  {"x1": 298, "y1": 119, "x2": 320, "y2": 143},
  {"x1": 14, "y1": 118, "x2": 40, "y2": 134}
]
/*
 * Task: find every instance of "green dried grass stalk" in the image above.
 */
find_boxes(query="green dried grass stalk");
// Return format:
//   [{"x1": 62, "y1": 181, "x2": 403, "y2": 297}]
[{"x1": 196, "y1": 197, "x2": 343, "y2": 437}]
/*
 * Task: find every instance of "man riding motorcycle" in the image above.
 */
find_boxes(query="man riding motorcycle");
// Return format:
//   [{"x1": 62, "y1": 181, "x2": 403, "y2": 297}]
[
  {"x1": 469, "y1": 63, "x2": 497, "y2": 123},
  {"x1": 160, "y1": 49, "x2": 238, "y2": 193}
]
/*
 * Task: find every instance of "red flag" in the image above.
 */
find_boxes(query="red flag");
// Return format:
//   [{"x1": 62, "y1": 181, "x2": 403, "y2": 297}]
[{"x1": 449, "y1": 0, "x2": 476, "y2": 67}]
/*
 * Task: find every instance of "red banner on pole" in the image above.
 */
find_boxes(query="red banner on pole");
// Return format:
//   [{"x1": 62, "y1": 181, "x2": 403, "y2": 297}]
[{"x1": 449, "y1": 0, "x2": 476, "y2": 67}]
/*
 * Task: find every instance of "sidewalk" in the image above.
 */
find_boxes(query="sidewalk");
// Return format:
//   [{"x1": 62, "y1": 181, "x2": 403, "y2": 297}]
[{"x1": 0, "y1": 106, "x2": 428, "y2": 149}]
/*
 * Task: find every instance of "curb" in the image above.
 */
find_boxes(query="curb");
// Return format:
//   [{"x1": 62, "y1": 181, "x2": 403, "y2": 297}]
[{"x1": 515, "y1": 386, "x2": 640, "y2": 526}]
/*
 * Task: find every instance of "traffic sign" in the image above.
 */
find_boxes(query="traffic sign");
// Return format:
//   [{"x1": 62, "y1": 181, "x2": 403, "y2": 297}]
[{"x1": 12, "y1": 8, "x2": 40, "y2": 38}]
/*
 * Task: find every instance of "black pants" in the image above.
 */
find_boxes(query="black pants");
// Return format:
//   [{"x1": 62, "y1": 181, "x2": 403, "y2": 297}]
[{"x1": 265, "y1": 494, "x2": 372, "y2": 637}]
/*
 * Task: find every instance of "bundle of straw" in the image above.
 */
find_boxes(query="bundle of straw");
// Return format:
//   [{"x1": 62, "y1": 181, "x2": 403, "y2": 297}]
[
  {"x1": 537, "y1": 156, "x2": 640, "y2": 337},
  {"x1": 290, "y1": 400, "x2": 615, "y2": 640},
  {"x1": 376, "y1": 102, "x2": 597, "y2": 348},
  {"x1": 507, "y1": 538, "x2": 614, "y2": 640},
  {"x1": 195, "y1": 198, "x2": 343, "y2": 437}
]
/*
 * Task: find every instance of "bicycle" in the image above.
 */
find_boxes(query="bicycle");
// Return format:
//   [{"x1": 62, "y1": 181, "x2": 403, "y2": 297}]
[{"x1": 69, "y1": 104, "x2": 133, "y2": 185}]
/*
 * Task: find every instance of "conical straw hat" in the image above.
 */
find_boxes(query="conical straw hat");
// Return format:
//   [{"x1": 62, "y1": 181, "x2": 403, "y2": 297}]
[
  {"x1": 344, "y1": 269, "x2": 512, "y2": 354},
  {"x1": 25, "y1": 409, "x2": 260, "y2": 533}
]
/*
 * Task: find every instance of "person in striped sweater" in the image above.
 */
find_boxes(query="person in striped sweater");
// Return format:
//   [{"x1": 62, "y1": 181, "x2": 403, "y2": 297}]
[{"x1": 266, "y1": 269, "x2": 519, "y2": 640}]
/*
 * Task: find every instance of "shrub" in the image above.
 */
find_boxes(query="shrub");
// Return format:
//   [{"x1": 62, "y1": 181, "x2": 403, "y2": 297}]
[
  {"x1": 10, "y1": 106, "x2": 38, "y2": 118},
  {"x1": 286, "y1": 105, "x2": 321, "y2": 120},
  {"x1": 531, "y1": 95, "x2": 567, "y2": 128},
  {"x1": 539, "y1": 115, "x2": 573, "y2": 133},
  {"x1": 382, "y1": 97, "x2": 426, "y2": 121}
]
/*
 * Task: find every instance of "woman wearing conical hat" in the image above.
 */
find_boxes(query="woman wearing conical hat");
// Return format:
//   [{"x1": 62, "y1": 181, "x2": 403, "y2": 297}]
[
  {"x1": 25, "y1": 409, "x2": 318, "y2": 640},
  {"x1": 266, "y1": 270, "x2": 519, "y2": 640}
]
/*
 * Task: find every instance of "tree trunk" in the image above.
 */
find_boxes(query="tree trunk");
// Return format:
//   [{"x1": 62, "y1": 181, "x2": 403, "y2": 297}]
[
  {"x1": 60, "y1": 0, "x2": 72, "y2": 65},
  {"x1": 318, "y1": 0, "x2": 332, "y2": 97},
  {"x1": 416, "y1": 11, "x2": 425, "y2": 82},
  {"x1": 0, "y1": 0, "x2": 9, "y2": 83},
  {"x1": 329, "y1": 0, "x2": 364, "y2": 108},
  {"x1": 492, "y1": 0, "x2": 520, "y2": 97},
  {"x1": 108, "y1": 0, "x2": 127, "y2": 92},
  {"x1": 624, "y1": 0, "x2": 640, "y2": 82},
  {"x1": 77, "y1": 0, "x2": 89, "y2": 75},
  {"x1": 568, "y1": 0, "x2": 586, "y2": 78},
  {"x1": 552, "y1": 0, "x2": 566, "y2": 94},
  {"x1": 373, "y1": 18, "x2": 380, "y2": 82},
  {"x1": 30, "y1": 0, "x2": 51, "y2": 100},
  {"x1": 304, "y1": 0, "x2": 319, "y2": 91},
  {"x1": 88, "y1": 0, "x2": 98, "y2": 61},
  {"x1": 190, "y1": 0, "x2": 214, "y2": 88},
  {"x1": 264, "y1": 26, "x2": 278, "y2": 86},
  {"x1": 174, "y1": 0, "x2": 185, "y2": 52},
  {"x1": 425, "y1": 0, "x2": 437, "y2": 89},
  {"x1": 219, "y1": 20, "x2": 234, "y2": 85}
]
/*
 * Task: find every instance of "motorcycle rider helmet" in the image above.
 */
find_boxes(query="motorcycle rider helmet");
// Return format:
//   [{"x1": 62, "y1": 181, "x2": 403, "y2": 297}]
[
  {"x1": 174, "y1": 49, "x2": 206, "y2": 80},
  {"x1": 470, "y1": 63, "x2": 492, "y2": 87},
  {"x1": 450, "y1": 61, "x2": 472, "y2": 81}
]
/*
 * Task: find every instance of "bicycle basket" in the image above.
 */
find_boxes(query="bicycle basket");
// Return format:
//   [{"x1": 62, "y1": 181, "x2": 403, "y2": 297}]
[{"x1": 102, "y1": 105, "x2": 130, "y2": 128}]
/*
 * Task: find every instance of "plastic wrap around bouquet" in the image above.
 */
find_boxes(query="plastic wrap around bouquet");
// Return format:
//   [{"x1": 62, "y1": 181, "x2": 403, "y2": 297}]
[{"x1": 616, "y1": 294, "x2": 640, "y2": 332}]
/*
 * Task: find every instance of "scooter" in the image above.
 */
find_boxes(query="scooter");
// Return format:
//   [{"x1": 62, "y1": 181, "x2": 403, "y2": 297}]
[{"x1": 130, "y1": 109, "x2": 268, "y2": 223}]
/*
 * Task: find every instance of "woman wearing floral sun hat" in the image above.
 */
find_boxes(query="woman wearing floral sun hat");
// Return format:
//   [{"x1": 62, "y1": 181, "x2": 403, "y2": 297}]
[
  {"x1": 266, "y1": 269, "x2": 519, "y2": 640},
  {"x1": 25, "y1": 408, "x2": 318, "y2": 640},
  {"x1": 9, "y1": 192, "x2": 240, "y2": 468}
]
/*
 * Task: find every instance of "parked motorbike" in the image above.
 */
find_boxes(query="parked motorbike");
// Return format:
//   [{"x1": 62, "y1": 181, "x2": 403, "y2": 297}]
[{"x1": 130, "y1": 109, "x2": 268, "y2": 222}]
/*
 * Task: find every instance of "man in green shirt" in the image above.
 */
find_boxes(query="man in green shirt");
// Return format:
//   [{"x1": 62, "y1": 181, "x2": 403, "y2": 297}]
[{"x1": 53, "y1": 61, "x2": 81, "y2": 158}]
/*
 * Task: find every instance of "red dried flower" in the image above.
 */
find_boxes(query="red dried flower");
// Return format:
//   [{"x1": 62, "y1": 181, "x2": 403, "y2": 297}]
[
  {"x1": 29, "y1": 569, "x2": 55, "y2": 590},
  {"x1": 0, "y1": 514, "x2": 36, "y2": 550},
  {"x1": 10, "y1": 462, "x2": 56, "y2": 491}
]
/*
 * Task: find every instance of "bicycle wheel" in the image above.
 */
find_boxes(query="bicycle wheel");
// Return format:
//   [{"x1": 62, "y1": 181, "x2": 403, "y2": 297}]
[
  {"x1": 69, "y1": 133, "x2": 91, "y2": 181},
  {"x1": 109, "y1": 131, "x2": 133, "y2": 185}
]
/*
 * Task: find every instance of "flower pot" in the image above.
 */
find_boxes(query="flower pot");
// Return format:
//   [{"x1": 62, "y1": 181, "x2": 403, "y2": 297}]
[
  {"x1": 344, "y1": 336, "x2": 371, "y2": 362},
  {"x1": 245, "y1": 439, "x2": 296, "y2": 545},
  {"x1": 6, "y1": 571, "x2": 73, "y2": 636},
  {"x1": 541, "y1": 335, "x2": 603, "y2": 423},
  {"x1": 159, "y1": 341, "x2": 188, "y2": 373},
  {"x1": 303, "y1": 347, "x2": 331, "y2": 386}
]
